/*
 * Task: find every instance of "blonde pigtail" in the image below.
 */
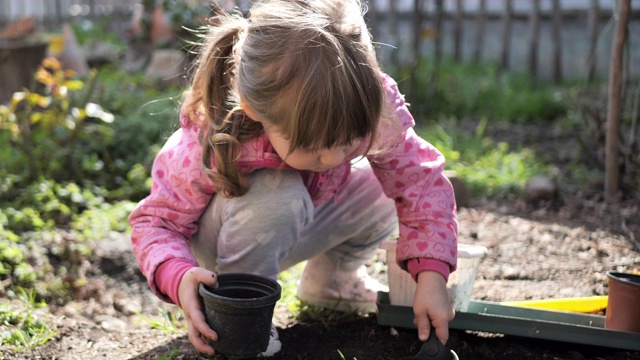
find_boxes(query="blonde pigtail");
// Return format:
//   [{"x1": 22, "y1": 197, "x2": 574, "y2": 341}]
[{"x1": 186, "y1": 15, "x2": 260, "y2": 197}]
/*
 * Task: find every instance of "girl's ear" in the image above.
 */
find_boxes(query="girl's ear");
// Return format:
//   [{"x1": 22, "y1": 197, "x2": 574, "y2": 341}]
[{"x1": 240, "y1": 101, "x2": 262, "y2": 123}]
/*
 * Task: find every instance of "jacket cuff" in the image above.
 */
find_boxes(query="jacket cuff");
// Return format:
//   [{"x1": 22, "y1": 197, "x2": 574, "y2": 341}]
[
  {"x1": 155, "y1": 258, "x2": 197, "y2": 307},
  {"x1": 407, "y1": 258, "x2": 451, "y2": 282}
]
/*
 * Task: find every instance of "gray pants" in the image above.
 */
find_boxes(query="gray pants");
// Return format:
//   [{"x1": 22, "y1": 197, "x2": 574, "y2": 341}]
[{"x1": 191, "y1": 160, "x2": 398, "y2": 279}]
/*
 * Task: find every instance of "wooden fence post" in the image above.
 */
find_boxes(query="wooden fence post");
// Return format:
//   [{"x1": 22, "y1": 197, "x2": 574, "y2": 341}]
[
  {"x1": 434, "y1": 0, "x2": 444, "y2": 70},
  {"x1": 501, "y1": 0, "x2": 513, "y2": 70},
  {"x1": 474, "y1": 0, "x2": 486, "y2": 63},
  {"x1": 388, "y1": 0, "x2": 399, "y2": 69},
  {"x1": 551, "y1": 0, "x2": 563, "y2": 82},
  {"x1": 410, "y1": 0, "x2": 425, "y2": 99},
  {"x1": 605, "y1": 0, "x2": 631, "y2": 201},
  {"x1": 588, "y1": 0, "x2": 601, "y2": 82},
  {"x1": 453, "y1": 0, "x2": 463, "y2": 62},
  {"x1": 528, "y1": 0, "x2": 541, "y2": 79},
  {"x1": 55, "y1": 0, "x2": 64, "y2": 26},
  {"x1": 367, "y1": 0, "x2": 379, "y2": 46}
]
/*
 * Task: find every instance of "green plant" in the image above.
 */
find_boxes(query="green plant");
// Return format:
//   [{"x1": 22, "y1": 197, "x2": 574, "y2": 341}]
[
  {"x1": 0, "y1": 178, "x2": 110, "y2": 233},
  {"x1": 162, "y1": 0, "x2": 211, "y2": 31},
  {"x1": 70, "y1": 18, "x2": 127, "y2": 54},
  {"x1": 71, "y1": 200, "x2": 136, "y2": 241},
  {"x1": 0, "y1": 57, "x2": 114, "y2": 185},
  {"x1": 419, "y1": 118, "x2": 549, "y2": 197},
  {"x1": 161, "y1": 0, "x2": 212, "y2": 51},
  {"x1": 277, "y1": 262, "x2": 305, "y2": 314},
  {"x1": 0, "y1": 227, "x2": 44, "y2": 294},
  {"x1": 0, "y1": 288, "x2": 57, "y2": 351},
  {"x1": 135, "y1": 307, "x2": 187, "y2": 334},
  {"x1": 91, "y1": 65, "x2": 180, "y2": 200},
  {"x1": 395, "y1": 59, "x2": 569, "y2": 123},
  {"x1": 337, "y1": 349, "x2": 357, "y2": 360},
  {"x1": 565, "y1": 82, "x2": 640, "y2": 192},
  {"x1": 155, "y1": 349, "x2": 181, "y2": 360}
]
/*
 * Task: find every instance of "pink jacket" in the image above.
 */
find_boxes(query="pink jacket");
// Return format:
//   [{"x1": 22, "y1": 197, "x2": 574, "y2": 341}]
[{"x1": 129, "y1": 74, "x2": 458, "y2": 303}]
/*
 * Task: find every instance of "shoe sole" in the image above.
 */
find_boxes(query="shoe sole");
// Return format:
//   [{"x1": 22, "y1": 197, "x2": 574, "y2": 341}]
[
  {"x1": 296, "y1": 289, "x2": 379, "y2": 314},
  {"x1": 258, "y1": 340, "x2": 281, "y2": 357}
]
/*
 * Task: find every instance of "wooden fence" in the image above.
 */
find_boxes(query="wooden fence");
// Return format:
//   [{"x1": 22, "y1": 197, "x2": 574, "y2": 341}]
[
  {"x1": 1, "y1": 0, "x2": 638, "y2": 81},
  {"x1": 365, "y1": 0, "x2": 639, "y2": 82},
  {"x1": 0, "y1": 0, "x2": 139, "y2": 32}
]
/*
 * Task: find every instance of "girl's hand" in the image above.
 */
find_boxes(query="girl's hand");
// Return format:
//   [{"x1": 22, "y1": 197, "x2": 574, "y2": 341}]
[
  {"x1": 178, "y1": 267, "x2": 219, "y2": 355},
  {"x1": 412, "y1": 271, "x2": 455, "y2": 345}
]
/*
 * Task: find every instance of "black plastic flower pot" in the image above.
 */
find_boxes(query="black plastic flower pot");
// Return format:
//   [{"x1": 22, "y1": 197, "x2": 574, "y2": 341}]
[{"x1": 199, "y1": 273, "x2": 281, "y2": 359}]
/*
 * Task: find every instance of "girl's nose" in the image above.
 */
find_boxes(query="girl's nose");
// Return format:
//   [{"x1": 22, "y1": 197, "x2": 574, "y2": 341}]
[{"x1": 319, "y1": 148, "x2": 346, "y2": 168}]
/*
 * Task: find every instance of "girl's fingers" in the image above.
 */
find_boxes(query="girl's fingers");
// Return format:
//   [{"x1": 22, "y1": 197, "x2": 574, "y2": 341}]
[
  {"x1": 186, "y1": 267, "x2": 218, "y2": 288},
  {"x1": 187, "y1": 269, "x2": 219, "y2": 340},
  {"x1": 432, "y1": 320, "x2": 450, "y2": 345},
  {"x1": 413, "y1": 315, "x2": 432, "y2": 341},
  {"x1": 187, "y1": 319, "x2": 215, "y2": 355},
  {"x1": 179, "y1": 267, "x2": 220, "y2": 354},
  {"x1": 197, "y1": 269, "x2": 219, "y2": 288},
  {"x1": 189, "y1": 305, "x2": 218, "y2": 340}
]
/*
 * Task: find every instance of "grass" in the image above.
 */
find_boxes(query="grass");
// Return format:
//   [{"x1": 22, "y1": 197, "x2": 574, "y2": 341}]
[
  {"x1": 0, "y1": 288, "x2": 57, "y2": 352},
  {"x1": 134, "y1": 307, "x2": 187, "y2": 334}
]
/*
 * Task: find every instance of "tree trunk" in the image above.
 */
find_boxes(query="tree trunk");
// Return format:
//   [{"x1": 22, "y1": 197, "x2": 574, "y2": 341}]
[{"x1": 605, "y1": 0, "x2": 631, "y2": 201}]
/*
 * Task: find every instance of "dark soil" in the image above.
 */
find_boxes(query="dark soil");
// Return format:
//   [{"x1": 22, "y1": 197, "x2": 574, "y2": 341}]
[{"x1": 3, "y1": 119, "x2": 640, "y2": 360}]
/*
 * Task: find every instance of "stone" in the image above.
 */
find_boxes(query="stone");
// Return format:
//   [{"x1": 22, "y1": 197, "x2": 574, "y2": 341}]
[{"x1": 525, "y1": 175, "x2": 558, "y2": 203}]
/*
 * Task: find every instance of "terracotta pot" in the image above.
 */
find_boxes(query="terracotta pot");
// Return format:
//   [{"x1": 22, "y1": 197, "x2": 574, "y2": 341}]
[
  {"x1": 605, "y1": 271, "x2": 640, "y2": 333},
  {"x1": 199, "y1": 273, "x2": 281, "y2": 358}
]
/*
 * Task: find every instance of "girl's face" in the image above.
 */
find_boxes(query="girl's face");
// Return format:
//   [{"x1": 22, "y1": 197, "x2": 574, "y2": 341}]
[{"x1": 261, "y1": 121, "x2": 361, "y2": 172}]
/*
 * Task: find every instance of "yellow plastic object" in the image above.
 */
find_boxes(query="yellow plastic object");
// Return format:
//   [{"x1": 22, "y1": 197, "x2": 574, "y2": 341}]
[{"x1": 501, "y1": 296, "x2": 608, "y2": 314}]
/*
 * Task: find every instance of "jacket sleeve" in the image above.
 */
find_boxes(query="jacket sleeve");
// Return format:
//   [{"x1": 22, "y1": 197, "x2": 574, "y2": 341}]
[
  {"x1": 128, "y1": 113, "x2": 216, "y2": 302},
  {"x1": 369, "y1": 74, "x2": 458, "y2": 280}
]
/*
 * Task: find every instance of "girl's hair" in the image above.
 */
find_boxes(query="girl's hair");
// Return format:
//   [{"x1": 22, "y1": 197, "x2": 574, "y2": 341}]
[{"x1": 185, "y1": 0, "x2": 383, "y2": 197}]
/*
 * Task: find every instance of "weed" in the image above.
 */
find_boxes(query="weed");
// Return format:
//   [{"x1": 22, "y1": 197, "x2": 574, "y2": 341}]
[
  {"x1": 0, "y1": 288, "x2": 57, "y2": 352},
  {"x1": 155, "y1": 348, "x2": 181, "y2": 360},
  {"x1": 419, "y1": 118, "x2": 549, "y2": 197},
  {"x1": 135, "y1": 307, "x2": 187, "y2": 334},
  {"x1": 337, "y1": 349, "x2": 357, "y2": 360}
]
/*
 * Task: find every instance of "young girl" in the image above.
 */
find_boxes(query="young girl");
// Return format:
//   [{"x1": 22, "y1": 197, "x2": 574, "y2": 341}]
[{"x1": 129, "y1": 0, "x2": 458, "y2": 356}]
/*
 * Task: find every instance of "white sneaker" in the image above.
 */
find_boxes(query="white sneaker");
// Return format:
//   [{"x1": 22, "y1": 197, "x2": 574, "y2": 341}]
[
  {"x1": 258, "y1": 324, "x2": 281, "y2": 357},
  {"x1": 296, "y1": 255, "x2": 388, "y2": 313}
]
